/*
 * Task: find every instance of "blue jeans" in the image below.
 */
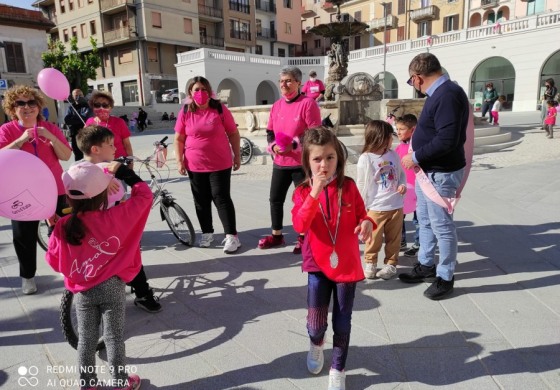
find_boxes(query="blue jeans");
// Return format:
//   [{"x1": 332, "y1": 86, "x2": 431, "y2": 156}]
[{"x1": 415, "y1": 169, "x2": 464, "y2": 281}]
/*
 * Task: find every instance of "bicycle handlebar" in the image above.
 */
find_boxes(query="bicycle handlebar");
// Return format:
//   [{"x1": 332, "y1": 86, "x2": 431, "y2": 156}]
[{"x1": 154, "y1": 136, "x2": 169, "y2": 149}]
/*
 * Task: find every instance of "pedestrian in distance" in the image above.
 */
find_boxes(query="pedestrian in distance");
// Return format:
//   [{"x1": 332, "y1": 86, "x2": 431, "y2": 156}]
[
  {"x1": 356, "y1": 120, "x2": 407, "y2": 280},
  {"x1": 301, "y1": 70, "x2": 326, "y2": 103},
  {"x1": 292, "y1": 127, "x2": 375, "y2": 390},
  {"x1": 491, "y1": 95, "x2": 506, "y2": 126},
  {"x1": 64, "y1": 88, "x2": 93, "y2": 161},
  {"x1": 544, "y1": 99, "x2": 556, "y2": 139},
  {"x1": 481, "y1": 82, "x2": 498, "y2": 124}
]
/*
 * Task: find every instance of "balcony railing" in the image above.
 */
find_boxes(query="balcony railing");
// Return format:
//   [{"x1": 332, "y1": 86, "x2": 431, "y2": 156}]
[
  {"x1": 100, "y1": 0, "x2": 128, "y2": 11},
  {"x1": 481, "y1": 0, "x2": 499, "y2": 8},
  {"x1": 322, "y1": 2, "x2": 336, "y2": 12},
  {"x1": 230, "y1": 30, "x2": 251, "y2": 40},
  {"x1": 103, "y1": 27, "x2": 131, "y2": 43},
  {"x1": 256, "y1": 27, "x2": 276, "y2": 40},
  {"x1": 200, "y1": 35, "x2": 224, "y2": 47},
  {"x1": 410, "y1": 5, "x2": 438, "y2": 22},
  {"x1": 256, "y1": 0, "x2": 275, "y2": 13},
  {"x1": 229, "y1": 1, "x2": 250, "y2": 14},
  {"x1": 369, "y1": 14, "x2": 398, "y2": 31},
  {"x1": 198, "y1": 5, "x2": 223, "y2": 18}
]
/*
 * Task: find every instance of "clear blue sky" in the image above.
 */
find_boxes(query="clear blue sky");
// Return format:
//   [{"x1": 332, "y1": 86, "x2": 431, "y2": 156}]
[{"x1": 0, "y1": 1, "x2": 37, "y2": 10}]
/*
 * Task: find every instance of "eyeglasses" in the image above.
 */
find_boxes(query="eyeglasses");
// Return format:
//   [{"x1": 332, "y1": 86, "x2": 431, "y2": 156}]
[
  {"x1": 407, "y1": 75, "x2": 418, "y2": 86},
  {"x1": 279, "y1": 79, "x2": 294, "y2": 85},
  {"x1": 93, "y1": 102, "x2": 111, "y2": 109},
  {"x1": 14, "y1": 100, "x2": 38, "y2": 108}
]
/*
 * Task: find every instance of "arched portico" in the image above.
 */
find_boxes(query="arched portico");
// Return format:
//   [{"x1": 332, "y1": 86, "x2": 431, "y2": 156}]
[
  {"x1": 216, "y1": 78, "x2": 245, "y2": 107},
  {"x1": 470, "y1": 57, "x2": 515, "y2": 111},
  {"x1": 539, "y1": 50, "x2": 560, "y2": 100},
  {"x1": 255, "y1": 80, "x2": 278, "y2": 105},
  {"x1": 373, "y1": 72, "x2": 398, "y2": 99}
]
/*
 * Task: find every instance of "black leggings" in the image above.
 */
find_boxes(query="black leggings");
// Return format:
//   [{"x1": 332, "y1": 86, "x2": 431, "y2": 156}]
[
  {"x1": 187, "y1": 168, "x2": 237, "y2": 235},
  {"x1": 269, "y1": 166, "x2": 306, "y2": 231}
]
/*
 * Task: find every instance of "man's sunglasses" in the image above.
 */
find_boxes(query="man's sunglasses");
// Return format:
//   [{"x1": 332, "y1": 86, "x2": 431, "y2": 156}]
[
  {"x1": 93, "y1": 102, "x2": 111, "y2": 109},
  {"x1": 14, "y1": 100, "x2": 38, "y2": 108},
  {"x1": 407, "y1": 74, "x2": 419, "y2": 86}
]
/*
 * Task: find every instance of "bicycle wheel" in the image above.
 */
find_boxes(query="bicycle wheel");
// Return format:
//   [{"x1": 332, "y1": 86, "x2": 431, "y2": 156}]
[
  {"x1": 60, "y1": 289, "x2": 105, "y2": 351},
  {"x1": 162, "y1": 202, "x2": 196, "y2": 246},
  {"x1": 37, "y1": 220, "x2": 49, "y2": 251},
  {"x1": 240, "y1": 137, "x2": 253, "y2": 165}
]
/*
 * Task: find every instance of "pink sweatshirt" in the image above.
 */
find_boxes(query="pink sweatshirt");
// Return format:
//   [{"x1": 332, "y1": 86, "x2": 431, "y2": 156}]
[
  {"x1": 301, "y1": 79, "x2": 325, "y2": 100},
  {"x1": 85, "y1": 116, "x2": 131, "y2": 158},
  {"x1": 46, "y1": 181, "x2": 152, "y2": 293},
  {"x1": 174, "y1": 104, "x2": 238, "y2": 172},
  {"x1": 267, "y1": 94, "x2": 322, "y2": 167},
  {"x1": 0, "y1": 120, "x2": 71, "y2": 195},
  {"x1": 394, "y1": 142, "x2": 415, "y2": 186}
]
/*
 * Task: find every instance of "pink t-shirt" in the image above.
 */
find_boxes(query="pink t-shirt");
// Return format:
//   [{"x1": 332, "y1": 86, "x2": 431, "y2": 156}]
[
  {"x1": 545, "y1": 107, "x2": 556, "y2": 125},
  {"x1": 395, "y1": 142, "x2": 415, "y2": 186},
  {"x1": 174, "y1": 104, "x2": 238, "y2": 172},
  {"x1": 85, "y1": 116, "x2": 131, "y2": 158},
  {"x1": 267, "y1": 94, "x2": 322, "y2": 167},
  {"x1": 46, "y1": 181, "x2": 152, "y2": 293},
  {"x1": 0, "y1": 120, "x2": 71, "y2": 195},
  {"x1": 301, "y1": 79, "x2": 325, "y2": 100}
]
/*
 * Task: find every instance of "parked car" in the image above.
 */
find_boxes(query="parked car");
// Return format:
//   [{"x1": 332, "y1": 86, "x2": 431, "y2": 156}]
[{"x1": 162, "y1": 88, "x2": 180, "y2": 103}]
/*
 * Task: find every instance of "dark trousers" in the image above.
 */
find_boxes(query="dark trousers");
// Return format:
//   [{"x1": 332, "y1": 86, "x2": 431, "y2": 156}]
[
  {"x1": 307, "y1": 272, "x2": 356, "y2": 371},
  {"x1": 187, "y1": 168, "x2": 237, "y2": 235},
  {"x1": 481, "y1": 100, "x2": 494, "y2": 122},
  {"x1": 12, "y1": 195, "x2": 66, "y2": 278},
  {"x1": 71, "y1": 131, "x2": 84, "y2": 161},
  {"x1": 269, "y1": 167, "x2": 306, "y2": 231},
  {"x1": 127, "y1": 265, "x2": 149, "y2": 298}
]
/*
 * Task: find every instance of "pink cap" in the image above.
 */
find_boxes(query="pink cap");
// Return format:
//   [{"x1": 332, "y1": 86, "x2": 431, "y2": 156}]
[{"x1": 62, "y1": 161, "x2": 113, "y2": 200}]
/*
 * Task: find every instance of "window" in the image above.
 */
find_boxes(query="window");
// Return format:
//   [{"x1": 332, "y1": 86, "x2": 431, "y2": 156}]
[
  {"x1": 354, "y1": 11, "x2": 361, "y2": 22},
  {"x1": 80, "y1": 23, "x2": 87, "y2": 38},
  {"x1": 88, "y1": 0, "x2": 93, "y2": 3},
  {"x1": 118, "y1": 49, "x2": 133, "y2": 64},
  {"x1": 381, "y1": 3, "x2": 392, "y2": 15},
  {"x1": 398, "y1": 0, "x2": 405, "y2": 14},
  {"x1": 78, "y1": 0, "x2": 84, "y2": 7},
  {"x1": 103, "y1": 52, "x2": 110, "y2": 68},
  {"x1": 354, "y1": 35, "x2": 361, "y2": 50},
  {"x1": 63, "y1": 29, "x2": 69, "y2": 42},
  {"x1": 417, "y1": 21, "x2": 432, "y2": 36},
  {"x1": 71, "y1": 26, "x2": 77, "y2": 38},
  {"x1": 255, "y1": 45, "x2": 263, "y2": 55},
  {"x1": 60, "y1": 0, "x2": 65, "y2": 13},
  {"x1": 4, "y1": 42, "x2": 26, "y2": 73},
  {"x1": 420, "y1": 0, "x2": 430, "y2": 7},
  {"x1": 147, "y1": 47, "x2": 158, "y2": 62},
  {"x1": 184, "y1": 18, "x2": 193, "y2": 34},
  {"x1": 397, "y1": 26, "x2": 405, "y2": 41},
  {"x1": 285, "y1": 22, "x2": 291, "y2": 34},
  {"x1": 527, "y1": 0, "x2": 545, "y2": 15},
  {"x1": 278, "y1": 48, "x2": 285, "y2": 57},
  {"x1": 302, "y1": 41, "x2": 307, "y2": 53},
  {"x1": 69, "y1": 0, "x2": 74, "y2": 11},
  {"x1": 283, "y1": 0, "x2": 292, "y2": 8},
  {"x1": 444, "y1": 15, "x2": 459, "y2": 32},
  {"x1": 152, "y1": 12, "x2": 162, "y2": 28},
  {"x1": 314, "y1": 17, "x2": 320, "y2": 26},
  {"x1": 314, "y1": 39, "x2": 320, "y2": 48},
  {"x1": 90, "y1": 20, "x2": 96, "y2": 35}
]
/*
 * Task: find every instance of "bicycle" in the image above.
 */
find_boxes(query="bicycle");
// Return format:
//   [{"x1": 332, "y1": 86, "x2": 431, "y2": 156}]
[{"x1": 240, "y1": 136, "x2": 254, "y2": 165}]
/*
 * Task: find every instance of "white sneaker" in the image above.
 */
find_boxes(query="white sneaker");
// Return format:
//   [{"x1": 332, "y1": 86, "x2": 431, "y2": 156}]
[
  {"x1": 306, "y1": 341, "x2": 324, "y2": 374},
  {"x1": 364, "y1": 263, "x2": 376, "y2": 279},
  {"x1": 376, "y1": 264, "x2": 397, "y2": 280},
  {"x1": 22, "y1": 277, "x2": 37, "y2": 295},
  {"x1": 222, "y1": 234, "x2": 241, "y2": 254},
  {"x1": 328, "y1": 368, "x2": 345, "y2": 390},
  {"x1": 199, "y1": 233, "x2": 214, "y2": 248}
]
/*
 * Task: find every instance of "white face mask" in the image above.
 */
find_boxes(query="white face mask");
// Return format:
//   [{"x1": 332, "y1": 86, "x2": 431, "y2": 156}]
[
  {"x1": 310, "y1": 77, "x2": 316, "y2": 82},
  {"x1": 487, "y1": 88, "x2": 492, "y2": 91}
]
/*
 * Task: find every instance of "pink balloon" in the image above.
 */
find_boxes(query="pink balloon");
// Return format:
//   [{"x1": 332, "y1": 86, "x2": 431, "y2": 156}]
[
  {"x1": 96, "y1": 163, "x2": 124, "y2": 207},
  {"x1": 275, "y1": 132, "x2": 293, "y2": 151},
  {"x1": 37, "y1": 68, "x2": 70, "y2": 101},
  {"x1": 0, "y1": 150, "x2": 57, "y2": 221},
  {"x1": 403, "y1": 183, "x2": 417, "y2": 214}
]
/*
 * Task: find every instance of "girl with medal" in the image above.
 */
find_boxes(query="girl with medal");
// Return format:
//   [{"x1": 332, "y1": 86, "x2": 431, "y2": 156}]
[{"x1": 292, "y1": 127, "x2": 375, "y2": 390}]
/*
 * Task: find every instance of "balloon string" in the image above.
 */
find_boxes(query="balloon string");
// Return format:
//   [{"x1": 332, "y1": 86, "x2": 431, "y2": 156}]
[
  {"x1": 66, "y1": 99, "x2": 87, "y2": 126},
  {"x1": 32, "y1": 124, "x2": 39, "y2": 157}
]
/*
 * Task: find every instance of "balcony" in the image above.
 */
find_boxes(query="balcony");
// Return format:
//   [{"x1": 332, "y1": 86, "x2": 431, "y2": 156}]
[
  {"x1": 200, "y1": 35, "x2": 224, "y2": 48},
  {"x1": 481, "y1": 0, "x2": 499, "y2": 8},
  {"x1": 369, "y1": 14, "x2": 398, "y2": 31},
  {"x1": 100, "y1": 0, "x2": 129, "y2": 14},
  {"x1": 198, "y1": 5, "x2": 223, "y2": 19},
  {"x1": 256, "y1": 0, "x2": 275, "y2": 13},
  {"x1": 256, "y1": 27, "x2": 276, "y2": 40},
  {"x1": 103, "y1": 27, "x2": 131, "y2": 43},
  {"x1": 322, "y1": 2, "x2": 336, "y2": 13},
  {"x1": 229, "y1": 1, "x2": 250, "y2": 14},
  {"x1": 230, "y1": 30, "x2": 251, "y2": 41},
  {"x1": 410, "y1": 5, "x2": 438, "y2": 22}
]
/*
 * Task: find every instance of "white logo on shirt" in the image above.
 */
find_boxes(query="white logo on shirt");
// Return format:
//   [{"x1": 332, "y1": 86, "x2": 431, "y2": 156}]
[{"x1": 70, "y1": 236, "x2": 121, "y2": 280}]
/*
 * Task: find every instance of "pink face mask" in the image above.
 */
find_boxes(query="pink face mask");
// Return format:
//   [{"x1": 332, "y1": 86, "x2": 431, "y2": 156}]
[
  {"x1": 94, "y1": 108, "x2": 110, "y2": 121},
  {"x1": 192, "y1": 90, "x2": 209, "y2": 106},
  {"x1": 284, "y1": 90, "x2": 298, "y2": 100}
]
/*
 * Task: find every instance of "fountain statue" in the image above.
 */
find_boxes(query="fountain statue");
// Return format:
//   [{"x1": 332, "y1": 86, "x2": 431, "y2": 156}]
[{"x1": 309, "y1": 0, "x2": 369, "y2": 101}]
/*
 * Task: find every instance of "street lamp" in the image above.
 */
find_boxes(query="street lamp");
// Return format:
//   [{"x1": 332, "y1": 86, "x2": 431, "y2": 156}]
[{"x1": 381, "y1": 2, "x2": 389, "y2": 99}]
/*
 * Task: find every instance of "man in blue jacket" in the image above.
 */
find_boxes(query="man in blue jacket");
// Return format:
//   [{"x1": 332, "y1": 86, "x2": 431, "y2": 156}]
[{"x1": 399, "y1": 53, "x2": 468, "y2": 300}]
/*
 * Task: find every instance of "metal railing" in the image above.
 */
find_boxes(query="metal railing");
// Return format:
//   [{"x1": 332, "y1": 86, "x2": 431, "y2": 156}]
[
  {"x1": 198, "y1": 5, "x2": 223, "y2": 18},
  {"x1": 256, "y1": 0, "x2": 275, "y2": 12},
  {"x1": 100, "y1": 0, "x2": 128, "y2": 11},
  {"x1": 229, "y1": 1, "x2": 250, "y2": 14},
  {"x1": 256, "y1": 28, "x2": 276, "y2": 39},
  {"x1": 230, "y1": 30, "x2": 251, "y2": 40},
  {"x1": 200, "y1": 35, "x2": 224, "y2": 47}
]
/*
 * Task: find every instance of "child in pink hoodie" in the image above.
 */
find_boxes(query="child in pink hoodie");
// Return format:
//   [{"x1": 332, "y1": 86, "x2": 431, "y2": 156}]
[{"x1": 46, "y1": 161, "x2": 151, "y2": 390}]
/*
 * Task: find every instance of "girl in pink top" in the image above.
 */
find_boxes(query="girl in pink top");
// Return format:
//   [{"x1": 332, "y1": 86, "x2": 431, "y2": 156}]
[
  {"x1": 544, "y1": 100, "x2": 556, "y2": 139},
  {"x1": 174, "y1": 76, "x2": 242, "y2": 253},
  {"x1": 0, "y1": 85, "x2": 72, "y2": 295},
  {"x1": 47, "y1": 161, "x2": 149, "y2": 390},
  {"x1": 85, "y1": 91, "x2": 133, "y2": 159},
  {"x1": 259, "y1": 66, "x2": 322, "y2": 253}
]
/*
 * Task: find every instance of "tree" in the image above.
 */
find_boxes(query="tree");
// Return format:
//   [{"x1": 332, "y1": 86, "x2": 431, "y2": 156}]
[{"x1": 42, "y1": 36, "x2": 102, "y2": 94}]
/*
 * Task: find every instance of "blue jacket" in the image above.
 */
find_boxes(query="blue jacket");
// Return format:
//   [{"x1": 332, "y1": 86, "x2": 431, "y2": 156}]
[{"x1": 412, "y1": 79, "x2": 468, "y2": 172}]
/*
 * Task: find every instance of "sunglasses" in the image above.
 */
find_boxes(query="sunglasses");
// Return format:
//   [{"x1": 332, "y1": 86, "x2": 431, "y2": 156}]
[
  {"x1": 93, "y1": 102, "x2": 111, "y2": 109},
  {"x1": 407, "y1": 74, "x2": 419, "y2": 86},
  {"x1": 14, "y1": 100, "x2": 38, "y2": 108}
]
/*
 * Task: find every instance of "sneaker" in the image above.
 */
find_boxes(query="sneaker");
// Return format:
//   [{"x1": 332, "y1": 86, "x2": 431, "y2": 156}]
[
  {"x1": 293, "y1": 235, "x2": 304, "y2": 254},
  {"x1": 22, "y1": 277, "x2": 37, "y2": 295},
  {"x1": 222, "y1": 234, "x2": 241, "y2": 254},
  {"x1": 306, "y1": 341, "x2": 324, "y2": 374},
  {"x1": 258, "y1": 234, "x2": 285, "y2": 249},
  {"x1": 404, "y1": 243, "x2": 420, "y2": 257},
  {"x1": 376, "y1": 264, "x2": 397, "y2": 280},
  {"x1": 364, "y1": 263, "x2": 376, "y2": 279},
  {"x1": 134, "y1": 289, "x2": 162, "y2": 313},
  {"x1": 114, "y1": 374, "x2": 141, "y2": 390},
  {"x1": 199, "y1": 233, "x2": 214, "y2": 248},
  {"x1": 398, "y1": 262, "x2": 437, "y2": 284},
  {"x1": 423, "y1": 276, "x2": 455, "y2": 300},
  {"x1": 400, "y1": 241, "x2": 407, "y2": 250},
  {"x1": 328, "y1": 368, "x2": 346, "y2": 390}
]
